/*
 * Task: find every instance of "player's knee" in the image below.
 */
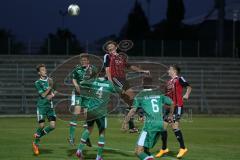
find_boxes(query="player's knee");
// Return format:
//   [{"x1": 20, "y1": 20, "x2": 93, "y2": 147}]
[
  {"x1": 49, "y1": 121, "x2": 56, "y2": 129},
  {"x1": 171, "y1": 123, "x2": 179, "y2": 130},
  {"x1": 74, "y1": 106, "x2": 81, "y2": 114},
  {"x1": 39, "y1": 123, "x2": 45, "y2": 129},
  {"x1": 50, "y1": 124, "x2": 56, "y2": 129}
]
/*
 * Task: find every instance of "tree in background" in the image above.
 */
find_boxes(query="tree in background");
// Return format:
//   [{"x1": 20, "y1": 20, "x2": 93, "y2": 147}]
[
  {"x1": 39, "y1": 28, "x2": 84, "y2": 55},
  {"x1": 119, "y1": 0, "x2": 150, "y2": 56},
  {"x1": 0, "y1": 28, "x2": 25, "y2": 54},
  {"x1": 167, "y1": 0, "x2": 185, "y2": 26},
  {"x1": 119, "y1": 0, "x2": 150, "y2": 40}
]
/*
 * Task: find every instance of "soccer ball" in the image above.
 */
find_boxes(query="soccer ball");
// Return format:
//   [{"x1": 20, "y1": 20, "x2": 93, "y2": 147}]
[{"x1": 68, "y1": 4, "x2": 80, "y2": 16}]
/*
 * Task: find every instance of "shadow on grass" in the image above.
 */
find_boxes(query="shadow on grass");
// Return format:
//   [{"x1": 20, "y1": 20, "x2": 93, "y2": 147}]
[
  {"x1": 66, "y1": 149, "x2": 96, "y2": 159},
  {"x1": 104, "y1": 149, "x2": 135, "y2": 157},
  {"x1": 32, "y1": 148, "x2": 53, "y2": 156}
]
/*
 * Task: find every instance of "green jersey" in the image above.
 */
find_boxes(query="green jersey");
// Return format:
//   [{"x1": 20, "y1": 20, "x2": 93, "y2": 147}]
[
  {"x1": 71, "y1": 65, "x2": 98, "y2": 85},
  {"x1": 133, "y1": 89, "x2": 173, "y2": 131},
  {"x1": 81, "y1": 78, "x2": 120, "y2": 118},
  {"x1": 34, "y1": 78, "x2": 53, "y2": 108}
]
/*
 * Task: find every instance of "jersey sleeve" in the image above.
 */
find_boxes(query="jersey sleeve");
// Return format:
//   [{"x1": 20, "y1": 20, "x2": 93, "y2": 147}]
[
  {"x1": 35, "y1": 81, "x2": 44, "y2": 95},
  {"x1": 163, "y1": 95, "x2": 173, "y2": 106},
  {"x1": 103, "y1": 54, "x2": 110, "y2": 68},
  {"x1": 133, "y1": 95, "x2": 142, "y2": 109},
  {"x1": 71, "y1": 67, "x2": 78, "y2": 80},
  {"x1": 179, "y1": 76, "x2": 190, "y2": 87}
]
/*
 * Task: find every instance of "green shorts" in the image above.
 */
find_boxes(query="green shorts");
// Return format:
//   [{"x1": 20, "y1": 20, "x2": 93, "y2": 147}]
[
  {"x1": 74, "y1": 95, "x2": 89, "y2": 108},
  {"x1": 137, "y1": 130, "x2": 161, "y2": 149},
  {"x1": 87, "y1": 117, "x2": 107, "y2": 133},
  {"x1": 37, "y1": 105, "x2": 56, "y2": 123}
]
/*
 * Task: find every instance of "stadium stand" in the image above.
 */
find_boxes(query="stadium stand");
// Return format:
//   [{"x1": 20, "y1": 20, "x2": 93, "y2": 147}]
[{"x1": 0, "y1": 55, "x2": 239, "y2": 114}]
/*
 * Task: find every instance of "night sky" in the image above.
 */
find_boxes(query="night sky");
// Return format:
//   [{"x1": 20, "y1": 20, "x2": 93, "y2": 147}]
[{"x1": 1, "y1": 0, "x2": 237, "y2": 43}]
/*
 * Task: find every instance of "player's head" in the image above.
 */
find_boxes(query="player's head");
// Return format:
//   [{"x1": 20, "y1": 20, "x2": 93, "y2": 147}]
[
  {"x1": 168, "y1": 64, "x2": 180, "y2": 77},
  {"x1": 36, "y1": 64, "x2": 47, "y2": 78},
  {"x1": 80, "y1": 55, "x2": 90, "y2": 67},
  {"x1": 105, "y1": 40, "x2": 118, "y2": 55},
  {"x1": 142, "y1": 76, "x2": 153, "y2": 89}
]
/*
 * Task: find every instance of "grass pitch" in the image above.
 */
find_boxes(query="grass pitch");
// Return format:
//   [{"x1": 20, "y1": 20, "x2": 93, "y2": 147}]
[{"x1": 0, "y1": 116, "x2": 239, "y2": 160}]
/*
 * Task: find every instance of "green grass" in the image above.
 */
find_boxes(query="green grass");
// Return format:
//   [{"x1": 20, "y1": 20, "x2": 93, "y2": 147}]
[{"x1": 0, "y1": 116, "x2": 240, "y2": 160}]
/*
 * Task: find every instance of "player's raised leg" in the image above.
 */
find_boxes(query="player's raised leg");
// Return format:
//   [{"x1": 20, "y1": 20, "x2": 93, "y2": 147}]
[{"x1": 33, "y1": 109, "x2": 56, "y2": 155}]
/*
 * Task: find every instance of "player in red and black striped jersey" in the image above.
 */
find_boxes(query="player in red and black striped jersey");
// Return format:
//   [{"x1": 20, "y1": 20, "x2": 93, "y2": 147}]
[
  {"x1": 103, "y1": 40, "x2": 149, "y2": 133},
  {"x1": 156, "y1": 64, "x2": 192, "y2": 159}
]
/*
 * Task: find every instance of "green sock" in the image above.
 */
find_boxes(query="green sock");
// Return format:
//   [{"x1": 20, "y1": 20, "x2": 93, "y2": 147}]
[
  {"x1": 36, "y1": 127, "x2": 43, "y2": 137},
  {"x1": 34, "y1": 127, "x2": 43, "y2": 145},
  {"x1": 78, "y1": 129, "x2": 90, "y2": 151},
  {"x1": 138, "y1": 152, "x2": 151, "y2": 160},
  {"x1": 69, "y1": 115, "x2": 78, "y2": 139},
  {"x1": 97, "y1": 134, "x2": 105, "y2": 157}
]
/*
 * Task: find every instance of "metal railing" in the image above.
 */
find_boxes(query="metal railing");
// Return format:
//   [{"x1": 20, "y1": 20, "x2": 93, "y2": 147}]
[{"x1": 0, "y1": 39, "x2": 239, "y2": 57}]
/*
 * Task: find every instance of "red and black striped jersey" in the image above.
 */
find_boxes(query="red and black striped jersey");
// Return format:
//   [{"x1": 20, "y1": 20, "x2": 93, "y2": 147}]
[
  {"x1": 104, "y1": 53, "x2": 130, "y2": 79},
  {"x1": 165, "y1": 76, "x2": 190, "y2": 107}
]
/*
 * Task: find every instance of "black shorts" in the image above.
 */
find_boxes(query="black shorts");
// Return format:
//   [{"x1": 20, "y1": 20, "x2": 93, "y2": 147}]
[
  {"x1": 112, "y1": 77, "x2": 130, "y2": 91},
  {"x1": 163, "y1": 106, "x2": 184, "y2": 122},
  {"x1": 87, "y1": 117, "x2": 107, "y2": 133}
]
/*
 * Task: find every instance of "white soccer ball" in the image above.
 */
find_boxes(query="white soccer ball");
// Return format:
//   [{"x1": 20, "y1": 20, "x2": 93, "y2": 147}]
[{"x1": 68, "y1": 4, "x2": 80, "y2": 16}]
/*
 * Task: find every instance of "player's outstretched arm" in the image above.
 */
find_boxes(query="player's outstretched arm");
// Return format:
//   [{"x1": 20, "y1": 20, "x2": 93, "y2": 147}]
[
  {"x1": 41, "y1": 87, "x2": 52, "y2": 98},
  {"x1": 129, "y1": 65, "x2": 150, "y2": 74},
  {"x1": 72, "y1": 79, "x2": 80, "y2": 94},
  {"x1": 105, "y1": 67, "x2": 112, "y2": 82},
  {"x1": 183, "y1": 86, "x2": 192, "y2": 100}
]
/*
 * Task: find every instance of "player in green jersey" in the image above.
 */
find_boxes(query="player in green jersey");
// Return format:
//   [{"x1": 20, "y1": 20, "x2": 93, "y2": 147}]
[
  {"x1": 32, "y1": 64, "x2": 57, "y2": 155},
  {"x1": 68, "y1": 55, "x2": 98, "y2": 146},
  {"x1": 76, "y1": 70, "x2": 121, "y2": 160},
  {"x1": 122, "y1": 77, "x2": 174, "y2": 160}
]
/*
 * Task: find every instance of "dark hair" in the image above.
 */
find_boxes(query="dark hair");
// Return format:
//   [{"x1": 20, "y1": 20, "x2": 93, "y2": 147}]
[
  {"x1": 103, "y1": 40, "x2": 118, "y2": 52},
  {"x1": 143, "y1": 76, "x2": 153, "y2": 89},
  {"x1": 36, "y1": 64, "x2": 46, "y2": 72},
  {"x1": 170, "y1": 64, "x2": 181, "y2": 74},
  {"x1": 80, "y1": 54, "x2": 90, "y2": 60},
  {"x1": 106, "y1": 40, "x2": 118, "y2": 47}
]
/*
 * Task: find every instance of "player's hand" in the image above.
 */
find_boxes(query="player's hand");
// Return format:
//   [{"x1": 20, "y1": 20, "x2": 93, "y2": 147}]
[
  {"x1": 142, "y1": 70, "x2": 150, "y2": 75},
  {"x1": 183, "y1": 94, "x2": 189, "y2": 100},
  {"x1": 46, "y1": 94, "x2": 54, "y2": 100},
  {"x1": 168, "y1": 114, "x2": 174, "y2": 123}
]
